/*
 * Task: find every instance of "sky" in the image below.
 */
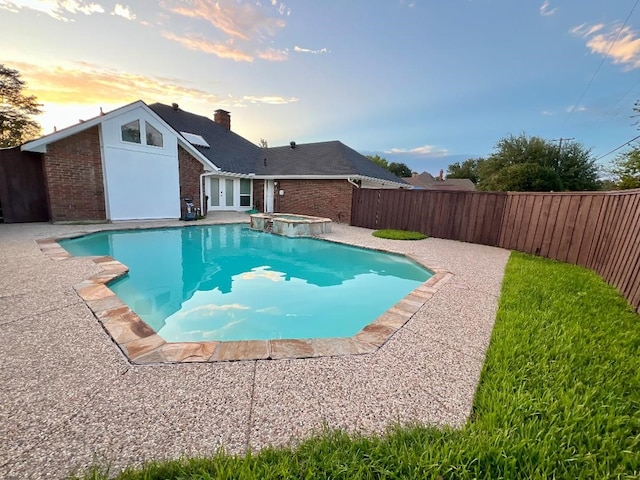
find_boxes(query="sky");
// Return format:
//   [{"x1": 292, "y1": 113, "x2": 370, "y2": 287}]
[{"x1": 2, "y1": 0, "x2": 640, "y2": 176}]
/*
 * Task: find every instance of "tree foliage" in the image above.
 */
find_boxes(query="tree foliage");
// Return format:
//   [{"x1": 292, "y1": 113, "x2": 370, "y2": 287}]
[
  {"x1": 0, "y1": 64, "x2": 42, "y2": 147},
  {"x1": 446, "y1": 159, "x2": 480, "y2": 184},
  {"x1": 610, "y1": 147, "x2": 640, "y2": 189},
  {"x1": 366, "y1": 155, "x2": 412, "y2": 178},
  {"x1": 455, "y1": 134, "x2": 600, "y2": 192},
  {"x1": 608, "y1": 99, "x2": 640, "y2": 190},
  {"x1": 388, "y1": 161, "x2": 412, "y2": 177},
  {"x1": 366, "y1": 154, "x2": 389, "y2": 169}
]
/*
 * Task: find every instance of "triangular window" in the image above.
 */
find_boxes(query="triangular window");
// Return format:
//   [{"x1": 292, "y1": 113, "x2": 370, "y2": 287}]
[{"x1": 145, "y1": 122, "x2": 163, "y2": 147}]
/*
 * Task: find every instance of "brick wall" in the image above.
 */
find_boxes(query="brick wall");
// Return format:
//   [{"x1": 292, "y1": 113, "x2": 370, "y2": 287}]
[
  {"x1": 44, "y1": 126, "x2": 106, "y2": 222},
  {"x1": 178, "y1": 146, "x2": 204, "y2": 202},
  {"x1": 253, "y1": 180, "x2": 265, "y2": 211},
  {"x1": 275, "y1": 179, "x2": 354, "y2": 223}
]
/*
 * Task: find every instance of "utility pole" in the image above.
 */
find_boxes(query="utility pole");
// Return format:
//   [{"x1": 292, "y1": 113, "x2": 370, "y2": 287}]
[{"x1": 552, "y1": 137, "x2": 575, "y2": 152}]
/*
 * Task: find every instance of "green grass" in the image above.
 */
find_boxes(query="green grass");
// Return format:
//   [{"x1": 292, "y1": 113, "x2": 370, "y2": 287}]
[
  {"x1": 372, "y1": 229, "x2": 428, "y2": 240},
  {"x1": 70, "y1": 253, "x2": 640, "y2": 479}
]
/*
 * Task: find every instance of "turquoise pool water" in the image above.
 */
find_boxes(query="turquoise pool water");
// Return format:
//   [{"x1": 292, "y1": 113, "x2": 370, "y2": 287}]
[{"x1": 60, "y1": 224, "x2": 432, "y2": 342}]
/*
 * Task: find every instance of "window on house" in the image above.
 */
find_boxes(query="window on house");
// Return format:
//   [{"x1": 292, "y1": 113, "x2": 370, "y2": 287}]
[
  {"x1": 240, "y1": 179, "x2": 251, "y2": 207},
  {"x1": 121, "y1": 120, "x2": 141, "y2": 143},
  {"x1": 145, "y1": 122, "x2": 163, "y2": 147}
]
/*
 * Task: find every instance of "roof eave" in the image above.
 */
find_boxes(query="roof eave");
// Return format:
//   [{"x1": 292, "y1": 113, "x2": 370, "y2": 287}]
[
  {"x1": 249, "y1": 173, "x2": 410, "y2": 187},
  {"x1": 21, "y1": 100, "x2": 149, "y2": 153}
]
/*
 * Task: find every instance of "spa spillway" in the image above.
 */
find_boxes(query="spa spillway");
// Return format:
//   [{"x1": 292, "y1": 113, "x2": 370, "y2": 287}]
[{"x1": 250, "y1": 213, "x2": 332, "y2": 237}]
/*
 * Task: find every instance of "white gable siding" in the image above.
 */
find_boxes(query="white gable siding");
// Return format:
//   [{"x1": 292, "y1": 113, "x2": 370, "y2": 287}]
[{"x1": 101, "y1": 107, "x2": 180, "y2": 220}]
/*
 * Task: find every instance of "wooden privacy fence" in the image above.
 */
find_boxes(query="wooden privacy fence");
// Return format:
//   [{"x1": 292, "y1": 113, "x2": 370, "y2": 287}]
[
  {"x1": 0, "y1": 146, "x2": 49, "y2": 223},
  {"x1": 351, "y1": 188, "x2": 640, "y2": 313}
]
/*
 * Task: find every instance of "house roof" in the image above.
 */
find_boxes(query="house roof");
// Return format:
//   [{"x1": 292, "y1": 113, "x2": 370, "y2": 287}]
[
  {"x1": 149, "y1": 103, "x2": 261, "y2": 174},
  {"x1": 152, "y1": 103, "x2": 407, "y2": 185},
  {"x1": 406, "y1": 171, "x2": 476, "y2": 191},
  {"x1": 24, "y1": 100, "x2": 407, "y2": 185},
  {"x1": 20, "y1": 100, "x2": 217, "y2": 171},
  {"x1": 257, "y1": 141, "x2": 408, "y2": 185}
]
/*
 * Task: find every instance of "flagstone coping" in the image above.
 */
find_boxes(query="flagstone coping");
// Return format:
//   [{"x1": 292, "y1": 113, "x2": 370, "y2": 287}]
[{"x1": 37, "y1": 233, "x2": 453, "y2": 364}]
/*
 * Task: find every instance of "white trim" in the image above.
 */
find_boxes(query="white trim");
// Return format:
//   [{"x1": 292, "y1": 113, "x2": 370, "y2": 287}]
[
  {"x1": 201, "y1": 171, "x2": 255, "y2": 179},
  {"x1": 98, "y1": 124, "x2": 111, "y2": 220},
  {"x1": 205, "y1": 176, "x2": 254, "y2": 212}
]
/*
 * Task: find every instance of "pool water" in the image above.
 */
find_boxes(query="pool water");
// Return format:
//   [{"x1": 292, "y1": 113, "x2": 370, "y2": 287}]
[{"x1": 60, "y1": 224, "x2": 432, "y2": 342}]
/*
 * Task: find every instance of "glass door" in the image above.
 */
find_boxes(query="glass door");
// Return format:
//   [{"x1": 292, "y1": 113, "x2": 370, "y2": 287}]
[
  {"x1": 209, "y1": 177, "x2": 236, "y2": 210},
  {"x1": 224, "y1": 179, "x2": 234, "y2": 208}
]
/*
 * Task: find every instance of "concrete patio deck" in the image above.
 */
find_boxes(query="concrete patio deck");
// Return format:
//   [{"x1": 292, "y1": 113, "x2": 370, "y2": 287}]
[{"x1": 0, "y1": 214, "x2": 510, "y2": 479}]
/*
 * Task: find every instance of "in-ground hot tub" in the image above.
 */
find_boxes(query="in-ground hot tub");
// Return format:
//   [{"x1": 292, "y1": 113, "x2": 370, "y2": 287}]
[{"x1": 250, "y1": 213, "x2": 332, "y2": 237}]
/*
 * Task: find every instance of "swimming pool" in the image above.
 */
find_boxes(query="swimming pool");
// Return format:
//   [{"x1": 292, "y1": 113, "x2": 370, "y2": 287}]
[{"x1": 59, "y1": 224, "x2": 432, "y2": 342}]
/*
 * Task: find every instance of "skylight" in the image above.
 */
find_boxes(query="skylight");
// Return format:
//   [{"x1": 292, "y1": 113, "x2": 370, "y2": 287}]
[{"x1": 180, "y1": 131, "x2": 210, "y2": 148}]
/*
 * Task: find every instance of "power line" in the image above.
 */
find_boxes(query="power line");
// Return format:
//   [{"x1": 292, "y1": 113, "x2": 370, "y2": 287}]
[
  {"x1": 596, "y1": 134, "x2": 640, "y2": 161},
  {"x1": 565, "y1": 0, "x2": 640, "y2": 123},
  {"x1": 551, "y1": 137, "x2": 575, "y2": 152},
  {"x1": 585, "y1": 76, "x2": 640, "y2": 131}
]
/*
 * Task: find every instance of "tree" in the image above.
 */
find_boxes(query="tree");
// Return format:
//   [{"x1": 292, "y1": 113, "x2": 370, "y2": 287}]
[
  {"x1": 366, "y1": 154, "x2": 389, "y2": 169},
  {"x1": 610, "y1": 147, "x2": 640, "y2": 189},
  {"x1": 365, "y1": 155, "x2": 412, "y2": 178},
  {"x1": 0, "y1": 64, "x2": 42, "y2": 147},
  {"x1": 446, "y1": 158, "x2": 481, "y2": 184},
  {"x1": 472, "y1": 134, "x2": 600, "y2": 192},
  {"x1": 387, "y1": 161, "x2": 412, "y2": 177},
  {"x1": 259, "y1": 138, "x2": 268, "y2": 148}
]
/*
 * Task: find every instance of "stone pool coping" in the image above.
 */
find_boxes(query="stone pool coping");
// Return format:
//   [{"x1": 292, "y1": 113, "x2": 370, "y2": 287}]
[{"x1": 37, "y1": 232, "x2": 453, "y2": 364}]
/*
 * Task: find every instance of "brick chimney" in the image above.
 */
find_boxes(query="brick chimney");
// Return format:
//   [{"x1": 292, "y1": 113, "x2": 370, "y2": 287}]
[{"x1": 214, "y1": 109, "x2": 231, "y2": 130}]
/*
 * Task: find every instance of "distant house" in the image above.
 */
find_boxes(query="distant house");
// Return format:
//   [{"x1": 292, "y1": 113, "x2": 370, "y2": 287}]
[
  {"x1": 19, "y1": 100, "x2": 407, "y2": 223},
  {"x1": 406, "y1": 171, "x2": 476, "y2": 191}
]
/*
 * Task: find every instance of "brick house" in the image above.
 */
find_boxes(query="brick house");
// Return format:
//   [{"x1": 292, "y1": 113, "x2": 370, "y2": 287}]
[{"x1": 21, "y1": 100, "x2": 407, "y2": 223}]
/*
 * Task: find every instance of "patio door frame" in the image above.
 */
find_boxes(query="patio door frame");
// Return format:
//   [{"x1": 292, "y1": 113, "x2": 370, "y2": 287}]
[
  {"x1": 207, "y1": 176, "x2": 253, "y2": 211},
  {"x1": 209, "y1": 177, "x2": 236, "y2": 211}
]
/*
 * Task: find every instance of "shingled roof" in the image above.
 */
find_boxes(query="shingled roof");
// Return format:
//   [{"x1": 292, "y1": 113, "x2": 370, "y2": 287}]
[
  {"x1": 256, "y1": 141, "x2": 407, "y2": 184},
  {"x1": 406, "y1": 172, "x2": 476, "y2": 191},
  {"x1": 150, "y1": 103, "x2": 407, "y2": 184},
  {"x1": 149, "y1": 103, "x2": 260, "y2": 174}
]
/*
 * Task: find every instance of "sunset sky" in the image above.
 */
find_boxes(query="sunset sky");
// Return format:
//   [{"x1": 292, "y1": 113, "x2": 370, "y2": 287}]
[{"x1": 2, "y1": 0, "x2": 640, "y2": 174}]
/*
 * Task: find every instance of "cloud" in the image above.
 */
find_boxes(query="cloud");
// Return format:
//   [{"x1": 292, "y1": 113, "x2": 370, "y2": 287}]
[
  {"x1": 385, "y1": 144, "x2": 449, "y2": 156},
  {"x1": 256, "y1": 48, "x2": 289, "y2": 61},
  {"x1": 112, "y1": 3, "x2": 134, "y2": 20},
  {"x1": 566, "y1": 105, "x2": 587, "y2": 113},
  {"x1": 539, "y1": 0, "x2": 556, "y2": 16},
  {"x1": 162, "y1": 31, "x2": 254, "y2": 62},
  {"x1": 541, "y1": 110, "x2": 554, "y2": 116},
  {"x1": 241, "y1": 95, "x2": 298, "y2": 105},
  {"x1": 0, "y1": 0, "x2": 104, "y2": 21},
  {"x1": 165, "y1": 0, "x2": 286, "y2": 41},
  {"x1": 294, "y1": 46, "x2": 330, "y2": 55},
  {"x1": 570, "y1": 23, "x2": 605, "y2": 37},
  {"x1": 571, "y1": 23, "x2": 640, "y2": 70},
  {"x1": 10, "y1": 59, "x2": 297, "y2": 127},
  {"x1": 10, "y1": 60, "x2": 224, "y2": 106}
]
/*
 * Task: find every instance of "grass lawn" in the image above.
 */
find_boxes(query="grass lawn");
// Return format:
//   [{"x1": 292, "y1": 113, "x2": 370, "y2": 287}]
[
  {"x1": 73, "y1": 252, "x2": 640, "y2": 479},
  {"x1": 372, "y1": 229, "x2": 428, "y2": 240}
]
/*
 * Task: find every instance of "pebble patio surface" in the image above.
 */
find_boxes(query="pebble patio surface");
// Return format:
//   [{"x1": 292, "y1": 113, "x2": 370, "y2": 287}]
[{"x1": 0, "y1": 213, "x2": 510, "y2": 479}]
